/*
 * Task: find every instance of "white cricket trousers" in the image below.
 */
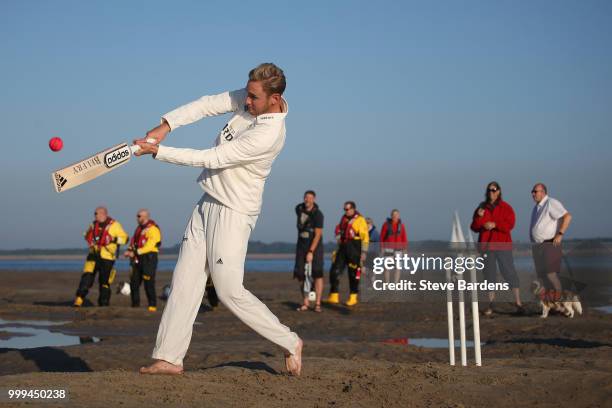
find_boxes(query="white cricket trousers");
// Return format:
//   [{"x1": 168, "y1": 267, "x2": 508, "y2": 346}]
[{"x1": 152, "y1": 194, "x2": 300, "y2": 366}]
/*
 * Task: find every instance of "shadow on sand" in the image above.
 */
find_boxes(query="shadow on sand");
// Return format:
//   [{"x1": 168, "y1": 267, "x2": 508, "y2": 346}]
[
  {"x1": 207, "y1": 360, "x2": 278, "y2": 375},
  {"x1": 0, "y1": 347, "x2": 92, "y2": 375}
]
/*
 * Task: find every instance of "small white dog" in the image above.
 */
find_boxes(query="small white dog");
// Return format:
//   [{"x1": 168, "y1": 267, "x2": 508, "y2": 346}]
[{"x1": 531, "y1": 280, "x2": 583, "y2": 318}]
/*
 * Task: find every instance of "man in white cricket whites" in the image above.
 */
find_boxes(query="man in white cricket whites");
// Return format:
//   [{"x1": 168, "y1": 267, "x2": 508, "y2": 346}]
[{"x1": 134, "y1": 63, "x2": 303, "y2": 376}]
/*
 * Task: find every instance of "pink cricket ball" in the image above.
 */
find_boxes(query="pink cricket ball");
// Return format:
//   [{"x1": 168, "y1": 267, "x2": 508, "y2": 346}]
[{"x1": 49, "y1": 137, "x2": 63, "y2": 152}]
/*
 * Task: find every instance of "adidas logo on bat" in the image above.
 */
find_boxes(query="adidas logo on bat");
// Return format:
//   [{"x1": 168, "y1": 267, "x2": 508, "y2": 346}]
[
  {"x1": 55, "y1": 173, "x2": 68, "y2": 191},
  {"x1": 104, "y1": 145, "x2": 131, "y2": 168}
]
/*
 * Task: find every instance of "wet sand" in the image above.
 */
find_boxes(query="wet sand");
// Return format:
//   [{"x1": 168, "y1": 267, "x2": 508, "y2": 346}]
[{"x1": 0, "y1": 270, "x2": 610, "y2": 407}]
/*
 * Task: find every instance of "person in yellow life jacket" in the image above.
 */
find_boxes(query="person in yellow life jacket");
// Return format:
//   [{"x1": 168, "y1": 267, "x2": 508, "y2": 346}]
[
  {"x1": 74, "y1": 206, "x2": 128, "y2": 307},
  {"x1": 327, "y1": 201, "x2": 369, "y2": 306},
  {"x1": 124, "y1": 209, "x2": 161, "y2": 312}
]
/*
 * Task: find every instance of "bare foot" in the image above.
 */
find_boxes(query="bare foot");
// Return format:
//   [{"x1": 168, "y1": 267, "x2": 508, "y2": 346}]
[
  {"x1": 139, "y1": 359, "x2": 184, "y2": 375},
  {"x1": 285, "y1": 338, "x2": 303, "y2": 376}
]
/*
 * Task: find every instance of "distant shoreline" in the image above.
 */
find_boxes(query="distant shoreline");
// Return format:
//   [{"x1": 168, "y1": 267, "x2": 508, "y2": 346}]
[
  {"x1": 0, "y1": 253, "x2": 297, "y2": 261},
  {"x1": 0, "y1": 238, "x2": 609, "y2": 260}
]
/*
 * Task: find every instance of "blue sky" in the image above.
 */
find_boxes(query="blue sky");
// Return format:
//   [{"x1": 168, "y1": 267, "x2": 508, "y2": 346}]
[{"x1": 1, "y1": 0, "x2": 611, "y2": 249}]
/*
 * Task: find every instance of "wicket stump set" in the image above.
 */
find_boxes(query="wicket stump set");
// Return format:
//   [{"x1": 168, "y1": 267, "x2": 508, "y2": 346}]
[{"x1": 446, "y1": 267, "x2": 482, "y2": 366}]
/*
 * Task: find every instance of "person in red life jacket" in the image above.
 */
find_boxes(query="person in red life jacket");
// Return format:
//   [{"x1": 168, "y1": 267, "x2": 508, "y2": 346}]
[
  {"x1": 124, "y1": 209, "x2": 162, "y2": 312},
  {"x1": 74, "y1": 206, "x2": 128, "y2": 307},
  {"x1": 327, "y1": 201, "x2": 369, "y2": 306},
  {"x1": 379, "y1": 209, "x2": 408, "y2": 284},
  {"x1": 470, "y1": 181, "x2": 523, "y2": 316}
]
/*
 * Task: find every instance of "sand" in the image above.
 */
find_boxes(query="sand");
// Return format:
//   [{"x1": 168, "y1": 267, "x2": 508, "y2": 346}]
[{"x1": 0, "y1": 270, "x2": 610, "y2": 407}]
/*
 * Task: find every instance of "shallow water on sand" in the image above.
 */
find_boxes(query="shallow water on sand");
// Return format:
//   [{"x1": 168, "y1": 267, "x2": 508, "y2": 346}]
[
  {"x1": 0, "y1": 319, "x2": 100, "y2": 349},
  {"x1": 593, "y1": 305, "x2": 612, "y2": 314}
]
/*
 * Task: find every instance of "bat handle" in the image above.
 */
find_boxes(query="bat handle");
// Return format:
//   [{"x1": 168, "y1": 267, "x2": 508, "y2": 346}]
[{"x1": 130, "y1": 138, "x2": 156, "y2": 154}]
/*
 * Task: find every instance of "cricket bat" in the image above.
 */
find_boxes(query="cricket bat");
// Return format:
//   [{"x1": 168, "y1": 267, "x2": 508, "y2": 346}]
[{"x1": 51, "y1": 142, "x2": 143, "y2": 193}]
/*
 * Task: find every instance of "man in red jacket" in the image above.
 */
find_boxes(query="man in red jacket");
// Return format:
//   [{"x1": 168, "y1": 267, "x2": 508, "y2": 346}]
[
  {"x1": 379, "y1": 209, "x2": 407, "y2": 284},
  {"x1": 470, "y1": 181, "x2": 523, "y2": 315}
]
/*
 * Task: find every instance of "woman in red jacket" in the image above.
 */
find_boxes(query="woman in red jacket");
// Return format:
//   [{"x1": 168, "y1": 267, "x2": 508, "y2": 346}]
[{"x1": 470, "y1": 181, "x2": 523, "y2": 315}]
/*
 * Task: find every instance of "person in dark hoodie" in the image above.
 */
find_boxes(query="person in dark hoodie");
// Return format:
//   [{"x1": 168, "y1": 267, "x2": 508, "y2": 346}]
[
  {"x1": 294, "y1": 190, "x2": 325, "y2": 312},
  {"x1": 364, "y1": 217, "x2": 379, "y2": 284},
  {"x1": 366, "y1": 217, "x2": 380, "y2": 243}
]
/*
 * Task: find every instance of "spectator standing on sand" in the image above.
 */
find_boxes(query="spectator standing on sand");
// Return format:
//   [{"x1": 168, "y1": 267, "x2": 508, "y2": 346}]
[
  {"x1": 294, "y1": 190, "x2": 325, "y2": 313},
  {"x1": 124, "y1": 209, "x2": 162, "y2": 312},
  {"x1": 364, "y1": 217, "x2": 379, "y2": 284},
  {"x1": 379, "y1": 209, "x2": 408, "y2": 284},
  {"x1": 470, "y1": 181, "x2": 523, "y2": 316},
  {"x1": 529, "y1": 183, "x2": 573, "y2": 299},
  {"x1": 74, "y1": 206, "x2": 128, "y2": 307},
  {"x1": 327, "y1": 201, "x2": 369, "y2": 306},
  {"x1": 366, "y1": 217, "x2": 380, "y2": 243}
]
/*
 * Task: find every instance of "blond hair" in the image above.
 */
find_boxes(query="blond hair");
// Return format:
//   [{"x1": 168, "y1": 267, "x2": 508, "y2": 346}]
[{"x1": 249, "y1": 63, "x2": 286, "y2": 96}]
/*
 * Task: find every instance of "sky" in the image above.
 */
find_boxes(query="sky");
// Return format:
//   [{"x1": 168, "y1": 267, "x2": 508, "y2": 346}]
[{"x1": 0, "y1": 0, "x2": 611, "y2": 249}]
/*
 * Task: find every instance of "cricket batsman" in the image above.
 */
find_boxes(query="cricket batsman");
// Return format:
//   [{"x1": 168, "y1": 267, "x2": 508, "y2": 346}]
[{"x1": 135, "y1": 63, "x2": 303, "y2": 376}]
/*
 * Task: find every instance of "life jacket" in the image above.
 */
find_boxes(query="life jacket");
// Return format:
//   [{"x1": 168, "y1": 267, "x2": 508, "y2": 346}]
[
  {"x1": 383, "y1": 218, "x2": 403, "y2": 240},
  {"x1": 85, "y1": 218, "x2": 115, "y2": 249},
  {"x1": 338, "y1": 211, "x2": 361, "y2": 243},
  {"x1": 130, "y1": 220, "x2": 161, "y2": 249}
]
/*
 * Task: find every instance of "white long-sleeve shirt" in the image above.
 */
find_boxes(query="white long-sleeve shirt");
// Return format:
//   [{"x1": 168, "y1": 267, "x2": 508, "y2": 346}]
[{"x1": 155, "y1": 89, "x2": 287, "y2": 215}]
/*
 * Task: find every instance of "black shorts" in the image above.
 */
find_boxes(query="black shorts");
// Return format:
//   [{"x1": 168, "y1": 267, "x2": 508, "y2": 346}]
[
  {"x1": 532, "y1": 240, "x2": 562, "y2": 279},
  {"x1": 294, "y1": 242, "x2": 324, "y2": 280}
]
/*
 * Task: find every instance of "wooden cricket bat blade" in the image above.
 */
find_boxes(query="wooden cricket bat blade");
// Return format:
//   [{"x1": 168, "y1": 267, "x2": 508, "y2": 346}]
[{"x1": 51, "y1": 142, "x2": 140, "y2": 193}]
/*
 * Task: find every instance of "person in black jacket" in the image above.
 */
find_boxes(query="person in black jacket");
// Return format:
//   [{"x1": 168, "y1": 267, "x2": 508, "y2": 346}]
[{"x1": 294, "y1": 190, "x2": 324, "y2": 312}]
